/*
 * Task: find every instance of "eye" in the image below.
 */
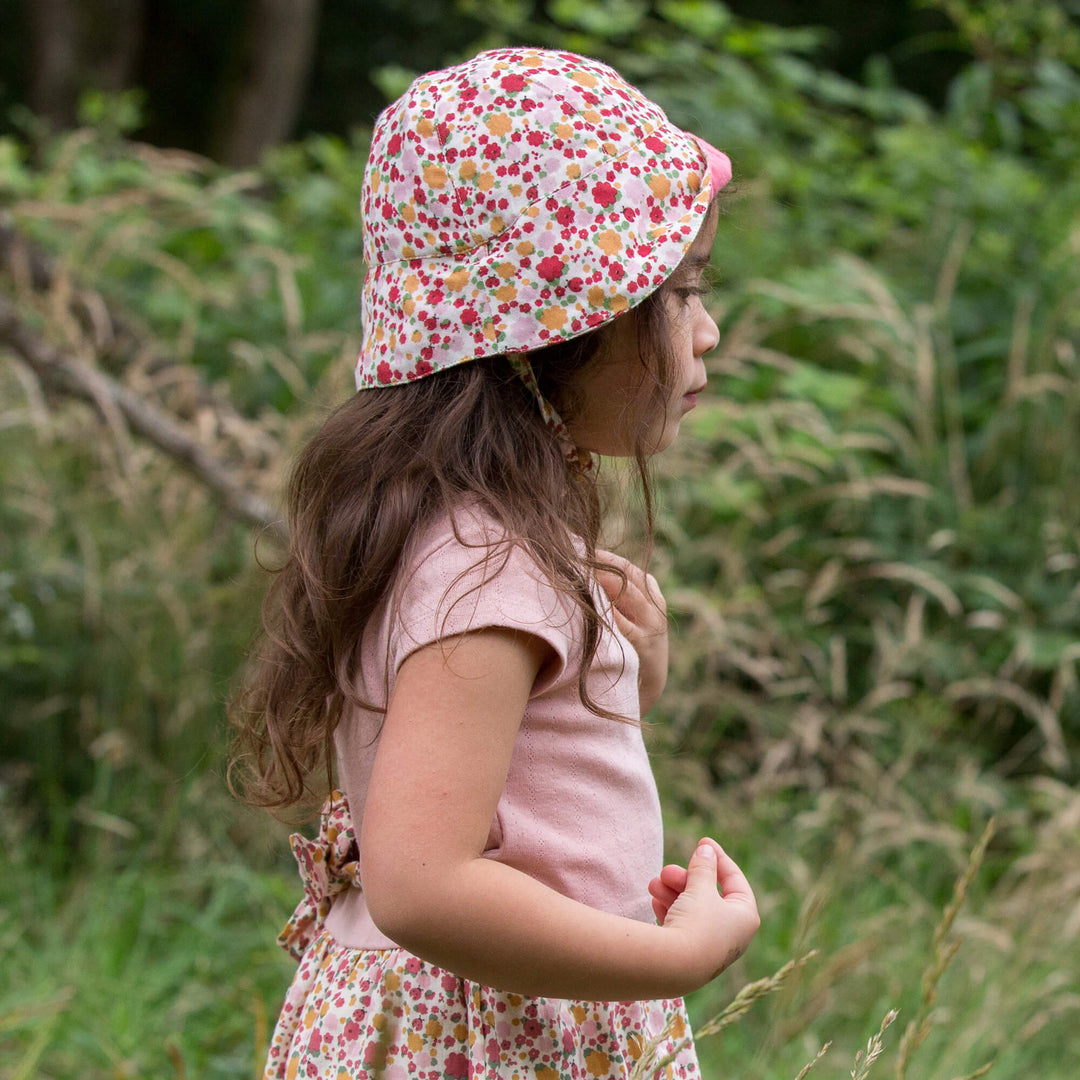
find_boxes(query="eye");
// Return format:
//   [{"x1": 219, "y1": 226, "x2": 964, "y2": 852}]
[
  {"x1": 673, "y1": 283, "x2": 709, "y2": 302},
  {"x1": 670, "y1": 265, "x2": 718, "y2": 302}
]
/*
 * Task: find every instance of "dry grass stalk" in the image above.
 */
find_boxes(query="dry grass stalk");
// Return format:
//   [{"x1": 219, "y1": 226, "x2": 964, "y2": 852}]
[
  {"x1": 851, "y1": 1009, "x2": 898, "y2": 1080},
  {"x1": 894, "y1": 817, "x2": 998, "y2": 1080},
  {"x1": 629, "y1": 951, "x2": 818, "y2": 1080},
  {"x1": 794, "y1": 1041, "x2": 831, "y2": 1080},
  {"x1": 950, "y1": 1063, "x2": 994, "y2": 1080}
]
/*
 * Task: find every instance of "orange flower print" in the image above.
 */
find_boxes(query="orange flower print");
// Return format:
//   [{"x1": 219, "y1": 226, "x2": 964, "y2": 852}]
[{"x1": 585, "y1": 1048, "x2": 612, "y2": 1076}]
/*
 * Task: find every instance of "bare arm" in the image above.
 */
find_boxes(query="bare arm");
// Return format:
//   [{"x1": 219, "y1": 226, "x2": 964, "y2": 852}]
[{"x1": 360, "y1": 627, "x2": 758, "y2": 1001}]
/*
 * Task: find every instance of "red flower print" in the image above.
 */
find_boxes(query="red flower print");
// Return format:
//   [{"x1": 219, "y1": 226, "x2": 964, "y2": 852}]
[
  {"x1": 484, "y1": 142, "x2": 501, "y2": 160},
  {"x1": 377, "y1": 361, "x2": 394, "y2": 384},
  {"x1": 536, "y1": 256, "x2": 565, "y2": 282},
  {"x1": 343, "y1": 1020, "x2": 361, "y2": 1041},
  {"x1": 405, "y1": 957, "x2": 422, "y2": 974},
  {"x1": 522, "y1": 1018, "x2": 543, "y2": 1039},
  {"x1": 460, "y1": 307, "x2": 479, "y2": 325},
  {"x1": 441, "y1": 973, "x2": 458, "y2": 993},
  {"x1": 555, "y1": 206, "x2": 574, "y2": 226},
  {"x1": 527, "y1": 130, "x2": 544, "y2": 146},
  {"x1": 445, "y1": 1052, "x2": 469, "y2": 1078},
  {"x1": 414, "y1": 359, "x2": 433, "y2": 378},
  {"x1": 501, "y1": 73, "x2": 526, "y2": 92},
  {"x1": 645, "y1": 134, "x2": 668, "y2": 153},
  {"x1": 387, "y1": 132, "x2": 402, "y2": 156},
  {"x1": 591, "y1": 181, "x2": 618, "y2": 207}
]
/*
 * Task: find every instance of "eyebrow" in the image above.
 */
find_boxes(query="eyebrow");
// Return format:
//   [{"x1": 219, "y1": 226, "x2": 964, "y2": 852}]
[{"x1": 679, "y1": 253, "x2": 711, "y2": 274}]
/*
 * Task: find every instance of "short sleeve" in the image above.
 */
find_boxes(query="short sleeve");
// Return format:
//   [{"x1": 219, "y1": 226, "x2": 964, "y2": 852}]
[{"x1": 387, "y1": 509, "x2": 576, "y2": 695}]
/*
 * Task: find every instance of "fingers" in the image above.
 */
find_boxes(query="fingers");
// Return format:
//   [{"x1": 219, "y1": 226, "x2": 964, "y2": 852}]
[
  {"x1": 659, "y1": 863, "x2": 688, "y2": 892},
  {"x1": 595, "y1": 552, "x2": 667, "y2": 634},
  {"x1": 713, "y1": 846, "x2": 758, "y2": 908},
  {"x1": 648, "y1": 875, "x2": 680, "y2": 909},
  {"x1": 683, "y1": 839, "x2": 719, "y2": 893},
  {"x1": 675, "y1": 838, "x2": 756, "y2": 903},
  {"x1": 651, "y1": 896, "x2": 668, "y2": 925}
]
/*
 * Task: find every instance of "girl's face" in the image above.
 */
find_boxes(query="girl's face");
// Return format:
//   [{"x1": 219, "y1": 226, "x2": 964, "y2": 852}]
[{"x1": 563, "y1": 202, "x2": 720, "y2": 457}]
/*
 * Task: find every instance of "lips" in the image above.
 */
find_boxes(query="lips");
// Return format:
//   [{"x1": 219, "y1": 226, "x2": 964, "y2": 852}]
[{"x1": 682, "y1": 384, "x2": 706, "y2": 410}]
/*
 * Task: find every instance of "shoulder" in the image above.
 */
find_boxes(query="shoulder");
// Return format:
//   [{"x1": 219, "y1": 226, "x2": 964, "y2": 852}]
[
  {"x1": 401, "y1": 503, "x2": 552, "y2": 600},
  {"x1": 389, "y1": 502, "x2": 578, "y2": 682}
]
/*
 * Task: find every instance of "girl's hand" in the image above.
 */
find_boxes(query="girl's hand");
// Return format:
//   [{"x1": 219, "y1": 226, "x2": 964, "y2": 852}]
[
  {"x1": 595, "y1": 551, "x2": 669, "y2": 714},
  {"x1": 652, "y1": 839, "x2": 760, "y2": 978}
]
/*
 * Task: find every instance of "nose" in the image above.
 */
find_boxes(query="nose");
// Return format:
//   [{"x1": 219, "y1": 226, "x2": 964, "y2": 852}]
[{"x1": 694, "y1": 303, "x2": 720, "y2": 359}]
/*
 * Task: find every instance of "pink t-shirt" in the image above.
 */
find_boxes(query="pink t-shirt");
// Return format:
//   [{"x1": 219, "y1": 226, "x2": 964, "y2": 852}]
[{"x1": 324, "y1": 506, "x2": 664, "y2": 948}]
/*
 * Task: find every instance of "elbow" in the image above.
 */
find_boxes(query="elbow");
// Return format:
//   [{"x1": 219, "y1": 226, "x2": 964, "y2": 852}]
[
  {"x1": 364, "y1": 869, "x2": 419, "y2": 945},
  {"x1": 362, "y1": 856, "x2": 445, "y2": 952}
]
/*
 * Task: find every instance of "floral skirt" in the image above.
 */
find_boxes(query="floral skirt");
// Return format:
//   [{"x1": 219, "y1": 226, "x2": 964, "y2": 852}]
[
  {"x1": 262, "y1": 932, "x2": 700, "y2": 1080},
  {"x1": 264, "y1": 792, "x2": 700, "y2": 1078}
]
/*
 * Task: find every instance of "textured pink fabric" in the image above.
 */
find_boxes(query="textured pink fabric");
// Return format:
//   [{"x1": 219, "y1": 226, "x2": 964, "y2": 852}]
[{"x1": 324, "y1": 506, "x2": 663, "y2": 948}]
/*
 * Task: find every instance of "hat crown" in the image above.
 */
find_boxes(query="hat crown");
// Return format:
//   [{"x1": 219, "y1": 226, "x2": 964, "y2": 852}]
[
  {"x1": 363, "y1": 49, "x2": 688, "y2": 268},
  {"x1": 356, "y1": 47, "x2": 726, "y2": 390}
]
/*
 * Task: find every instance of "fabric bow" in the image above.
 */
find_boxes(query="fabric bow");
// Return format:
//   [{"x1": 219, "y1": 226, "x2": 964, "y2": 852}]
[{"x1": 276, "y1": 791, "x2": 361, "y2": 961}]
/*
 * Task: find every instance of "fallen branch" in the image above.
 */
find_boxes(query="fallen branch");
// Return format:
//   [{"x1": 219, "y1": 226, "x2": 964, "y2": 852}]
[
  {"x1": 0, "y1": 212, "x2": 267, "y2": 428},
  {"x1": 0, "y1": 293, "x2": 286, "y2": 543}
]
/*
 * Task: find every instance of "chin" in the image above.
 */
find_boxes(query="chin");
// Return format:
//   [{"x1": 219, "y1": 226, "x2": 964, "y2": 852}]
[{"x1": 650, "y1": 421, "x2": 682, "y2": 455}]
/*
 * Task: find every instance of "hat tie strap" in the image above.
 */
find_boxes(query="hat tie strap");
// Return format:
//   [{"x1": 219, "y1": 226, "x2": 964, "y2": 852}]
[{"x1": 506, "y1": 352, "x2": 594, "y2": 476}]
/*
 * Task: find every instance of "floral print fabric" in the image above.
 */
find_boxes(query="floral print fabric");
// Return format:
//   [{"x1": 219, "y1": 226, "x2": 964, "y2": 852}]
[
  {"x1": 265, "y1": 792, "x2": 700, "y2": 1078},
  {"x1": 263, "y1": 933, "x2": 700, "y2": 1080},
  {"x1": 357, "y1": 47, "x2": 730, "y2": 390},
  {"x1": 277, "y1": 792, "x2": 360, "y2": 961}
]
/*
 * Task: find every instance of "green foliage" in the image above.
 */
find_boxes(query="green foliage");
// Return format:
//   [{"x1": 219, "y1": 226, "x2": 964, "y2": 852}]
[
  {"x1": 443, "y1": 0, "x2": 1080, "y2": 776},
  {"x1": 0, "y1": 807, "x2": 297, "y2": 1079},
  {"x1": 0, "y1": 121, "x2": 371, "y2": 861}
]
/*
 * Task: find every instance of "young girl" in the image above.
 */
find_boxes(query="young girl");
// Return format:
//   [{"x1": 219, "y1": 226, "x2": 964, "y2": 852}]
[{"x1": 232, "y1": 47, "x2": 759, "y2": 1080}]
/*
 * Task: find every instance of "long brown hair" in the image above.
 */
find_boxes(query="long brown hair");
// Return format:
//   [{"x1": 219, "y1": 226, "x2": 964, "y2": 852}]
[{"x1": 229, "y1": 284, "x2": 680, "y2": 811}]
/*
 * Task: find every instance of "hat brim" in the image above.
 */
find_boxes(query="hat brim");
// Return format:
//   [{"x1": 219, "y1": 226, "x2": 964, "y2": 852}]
[{"x1": 358, "y1": 139, "x2": 713, "y2": 388}]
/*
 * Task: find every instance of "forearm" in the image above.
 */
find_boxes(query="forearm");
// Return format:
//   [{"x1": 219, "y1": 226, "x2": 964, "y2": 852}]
[
  {"x1": 367, "y1": 856, "x2": 717, "y2": 1001},
  {"x1": 361, "y1": 632, "x2": 757, "y2": 1000}
]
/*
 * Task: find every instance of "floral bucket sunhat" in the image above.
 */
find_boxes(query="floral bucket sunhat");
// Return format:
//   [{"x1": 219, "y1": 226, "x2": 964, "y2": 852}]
[{"x1": 357, "y1": 47, "x2": 732, "y2": 390}]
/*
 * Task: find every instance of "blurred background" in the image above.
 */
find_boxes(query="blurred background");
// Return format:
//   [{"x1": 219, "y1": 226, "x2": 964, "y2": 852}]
[{"x1": 2, "y1": 1, "x2": 1079, "y2": 1077}]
